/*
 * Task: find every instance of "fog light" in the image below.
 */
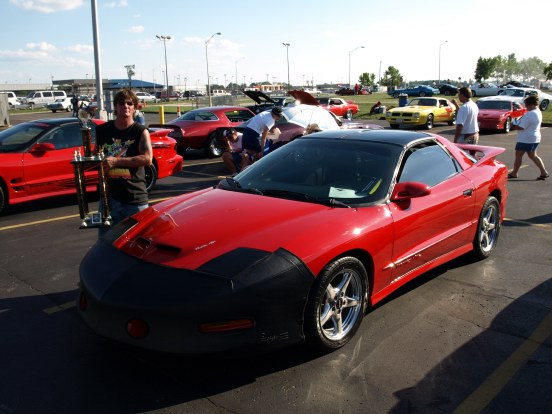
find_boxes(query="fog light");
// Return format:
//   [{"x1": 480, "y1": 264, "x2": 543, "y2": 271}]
[
  {"x1": 199, "y1": 319, "x2": 255, "y2": 333},
  {"x1": 79, "y1": 292, "x2": 87, "y2": 311},
  {"x1": 126, "y1": 318, "x2": 149, "y2": 339}
]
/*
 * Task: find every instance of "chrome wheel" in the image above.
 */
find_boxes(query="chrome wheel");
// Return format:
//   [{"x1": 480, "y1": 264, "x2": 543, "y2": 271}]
[
  {"x1": 425, "y1": 114, "x2": 434, "y2": 129},
  {"x1": 305, "y1": 257, "x2": 367, "y2": 351},
  {"x1": 473, "y1": 196, "x2": 500, "y2": 259},
  {"x1": 503, "y1": 117, "x2": 511, "y2": 134}
]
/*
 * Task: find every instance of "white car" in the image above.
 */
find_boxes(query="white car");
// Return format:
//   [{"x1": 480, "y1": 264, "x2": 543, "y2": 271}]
[
  {"x1": 135, "y1": 92, "x2": 158, "y2": 103},
  {"x1": 470, "y1": 82, "x2": 504, "y2": 97},
  {"x1": 46, "y1": 97, "x2": 73, "y2": 113},
  {"x1": 479, "y1": 87, "x2": 551, "y2": 111}
]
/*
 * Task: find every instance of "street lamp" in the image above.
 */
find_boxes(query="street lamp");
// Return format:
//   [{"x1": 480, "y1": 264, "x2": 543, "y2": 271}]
[
  {"x1": 156, "y1": 35, "x2": 171, "y2": 101},
  {"x1": 205, "y1": 32, "x2": 221, "y2": 106},
  {"x1": 282, "y1": 43, "x2": 290, "y2": 91},
  {"x1": 348, "y1": 46, "x2": 364, "y2": 89},
  {"x1": 235, "y1": 57, "x2": 244, "y2": 94},
  {"x1": 438, "y1": 40, "x2": 448, "y2": 84}
]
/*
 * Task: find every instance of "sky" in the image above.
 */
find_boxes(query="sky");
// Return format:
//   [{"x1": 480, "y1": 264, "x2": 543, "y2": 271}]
[{"x1": 2, "y1": 0, "x2": 552, "y2": 90}]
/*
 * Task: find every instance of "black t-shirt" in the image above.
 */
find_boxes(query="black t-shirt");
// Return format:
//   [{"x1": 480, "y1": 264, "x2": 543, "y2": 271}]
[{"x1": 96, "y1": 121, "x2": 148, "y2": 205}]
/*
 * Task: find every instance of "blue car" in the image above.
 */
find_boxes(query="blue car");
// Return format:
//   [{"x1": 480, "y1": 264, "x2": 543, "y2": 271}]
[{"x1": 388, "y1": 85, "x2": 439, "y2": 98}]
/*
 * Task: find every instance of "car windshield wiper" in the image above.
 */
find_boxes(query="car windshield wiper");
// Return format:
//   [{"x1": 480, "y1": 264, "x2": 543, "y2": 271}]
[{"x1": 219, "y1": 178, "x2": 263, "y2": 195}]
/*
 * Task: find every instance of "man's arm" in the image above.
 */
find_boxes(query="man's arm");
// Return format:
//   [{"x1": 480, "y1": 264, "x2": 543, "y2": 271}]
[{"x1": 106, "y1": 129, "x2": 153, "y2": 169}]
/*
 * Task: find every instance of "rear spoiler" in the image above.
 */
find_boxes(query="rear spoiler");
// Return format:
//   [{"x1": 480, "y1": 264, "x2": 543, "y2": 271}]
[
  {"x1": 148, "y1": 124, "x2": 184, "y2": 138},
  {"x1": 456, "y1": 143, "x2": 506, "y2": 165}
]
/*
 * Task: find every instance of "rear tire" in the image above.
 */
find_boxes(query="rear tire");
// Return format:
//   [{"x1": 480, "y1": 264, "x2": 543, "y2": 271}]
[
  {"x1": 472, "y1": 196, "x2": 500, "y2": 259},
  {"x1": 205, "y1": 133, "x2": 223, "y2": 158},
  {"x1": 345, "y1": 110, "x2": 353, "y2": 120},
  {"x1": 390, "y1": 123, "x2": 400, "y2": 129},
  {"x1": 503, "y1": 117, "x2": 511, "y2": 133},
  {"x1": 540, "y1": 100, "x2": 549, "y2": 111},
  {"x1": 0, "y1": 185, "x2": 6, "y2": 215},
  {"x1": 305, "y1": 256, "x2": 368, "y2": 352},
  {"x1": 145, "y1": 164, "x2": 157, "y2": 192}
]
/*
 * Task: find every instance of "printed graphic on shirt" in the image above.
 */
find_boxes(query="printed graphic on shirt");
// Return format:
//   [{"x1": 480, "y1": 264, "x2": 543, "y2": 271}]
[{"x1": 104, "y1": 138, "x2": 135, "y2": 179}]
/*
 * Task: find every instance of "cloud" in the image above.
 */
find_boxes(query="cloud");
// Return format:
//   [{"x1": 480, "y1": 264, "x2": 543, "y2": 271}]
[
  {"x1": 127, "y1": 25, "x2": 144, "y2": 33},
  {"x1": 9, "y1": 0, "x2": 84, "y2": 13},
  {"x1": 66, "y1": 44, "x2": 94, "y2": 54},
  {"x1": 104, "y1": 0, "x2": 128, "y2": 8}
]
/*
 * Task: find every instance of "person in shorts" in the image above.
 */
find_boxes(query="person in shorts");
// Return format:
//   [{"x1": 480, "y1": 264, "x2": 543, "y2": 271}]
[
  {"x1": 241, "y1": 107, "x2": 283, "y2": 168},
  {"x1": 452, "y1": 87, "x2": 479, "y2": 144},
  {"x1": 508, "y1": 95, "x2": 549, "y2": 180}
]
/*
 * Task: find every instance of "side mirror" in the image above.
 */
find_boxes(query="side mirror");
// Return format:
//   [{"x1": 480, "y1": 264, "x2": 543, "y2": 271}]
[
  {"x1": 29, "y1": 142, "x2": 56, "y2": 153},
  {"x1": 390, "y1": 181, "x2": 431, "y2": 202}
]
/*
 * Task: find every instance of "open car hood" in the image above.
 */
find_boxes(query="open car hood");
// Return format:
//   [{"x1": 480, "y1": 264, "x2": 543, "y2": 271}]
[
  {"x1": 243, "y1": 90, "x2": 275, "y2": 104},
  {"x1": 288, "y1": 90, "x2": 319, "y2": 106}
]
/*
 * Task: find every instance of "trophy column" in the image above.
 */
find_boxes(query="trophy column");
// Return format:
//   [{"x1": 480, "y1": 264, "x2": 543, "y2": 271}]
[{"x1": 71, "y1": 110, "x2": 113, "y2": 229}]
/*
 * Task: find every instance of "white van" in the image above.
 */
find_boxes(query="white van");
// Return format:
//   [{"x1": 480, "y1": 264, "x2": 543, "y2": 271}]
[
  {"x1": 26, "y1": 90, "x2": 67, "y2": 109},
  {"x1": 211, "y1": 89, "x2": 231, "y2": 96},
  {"x1": 0, "y1": 91, "x2": 19, "y2": 108}
]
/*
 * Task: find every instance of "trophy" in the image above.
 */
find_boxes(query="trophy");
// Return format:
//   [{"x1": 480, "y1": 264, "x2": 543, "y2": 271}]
[{"x1": 71, "y1": 108, "x2": 112, "y2": 229}]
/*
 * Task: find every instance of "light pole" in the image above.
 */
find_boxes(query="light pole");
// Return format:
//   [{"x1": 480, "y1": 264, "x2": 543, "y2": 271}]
[
  {"x1": 124, "y1": 64, "x2": 135, "y2": 89},
  {"x1": 282, "y1": 43, "x2": 290, "y2": 91},
  {"x1": 348, "y1": 46, "x2": 364, "y2": 89},
  {"x1": 206, "y1": 32, "x2": 221, "y2": 106},
  {"x1": 156, "y1": 35, "x2": 171, "y2": 101},
  {"x1": 438, "y1": 40, "x2": 448, "y2": 84},
  {"x1": 235, "y1": 57, "x2": 244, "y2": 95}
]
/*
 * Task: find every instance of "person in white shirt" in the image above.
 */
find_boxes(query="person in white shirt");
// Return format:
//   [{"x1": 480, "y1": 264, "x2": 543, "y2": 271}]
[
  {"x1": 508, "y1": 95, "x2": 549, "y2": 180},
  {"x1": 221, "y1": 128, "x2": 244, "y2": 175},
  {"x1": 452, "y1": 87, "x2": 479, "y2": 144},
  {"x1": 241, "y1": 107, "x2": 283, "y2": 163}
]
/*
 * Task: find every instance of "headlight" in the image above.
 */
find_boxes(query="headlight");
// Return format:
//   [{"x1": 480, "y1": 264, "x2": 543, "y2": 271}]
[
  {"x1": 386, "y1": 111, "x2": 392, "y2": 117},
  {"x1": 413, "y1": 112, "x2": 420, "y2": 119}
]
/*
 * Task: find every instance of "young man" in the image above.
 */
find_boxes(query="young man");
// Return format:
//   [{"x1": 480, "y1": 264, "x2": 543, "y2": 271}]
[{"x1": 95, "y1": 89, "x2": 153, "y2": 230}]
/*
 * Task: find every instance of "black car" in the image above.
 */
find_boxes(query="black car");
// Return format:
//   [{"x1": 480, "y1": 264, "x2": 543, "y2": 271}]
[
  {"x1": 436, "y1": 84, "x2": 458, "y2": 96},
  {"x1": 500, "y1": 81, "x2": 533, "y2": 89}
]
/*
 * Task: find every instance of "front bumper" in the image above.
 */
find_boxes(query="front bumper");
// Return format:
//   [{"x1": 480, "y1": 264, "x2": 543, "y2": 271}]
[{"x1": 78, "y1": 240, "x2": 314, "y2": 354}]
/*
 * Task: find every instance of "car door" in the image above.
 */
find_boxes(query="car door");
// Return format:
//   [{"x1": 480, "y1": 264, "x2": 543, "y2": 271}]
[
  {"x1": 436, "y1": 99, "x2": 454, "y2": 123},
  {"x1": 21, "y1": 122, "x2": 93, "y2": 197},
  {"x1": 388, "y1": 141, "x2": 475, "y2": 280}
]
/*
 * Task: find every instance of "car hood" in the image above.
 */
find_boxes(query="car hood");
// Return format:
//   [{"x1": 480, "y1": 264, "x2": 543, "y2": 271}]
[
  {"x1": 288, "y1": 90, "x2": 319, "y2": 106},
  {"x1": 113, "y1": 187, "x2": 367, "y2": 270},
  {"x1": 243, "y1": 90, "x2": 275, "y2": 104},
  {"x1": 478, "y1": 109, "x2": 508, "y2": 117},
  {"x1": 389, "y1": 105, "x2": 434, "y2": 112}
]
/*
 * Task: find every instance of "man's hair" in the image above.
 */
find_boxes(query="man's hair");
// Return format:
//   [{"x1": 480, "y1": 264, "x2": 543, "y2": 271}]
[
  {"x1": 524, "y1": 95, "x2": 539, "y2": 107},
  {"x1": 458, "y1": 87, "x2": 472, "y2": 99},
  {"x1": 114, "y1": 89, "x2": 139, "y2": 107}
]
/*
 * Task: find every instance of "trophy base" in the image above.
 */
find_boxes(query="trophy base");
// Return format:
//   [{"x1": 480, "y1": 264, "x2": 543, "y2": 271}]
[{"x1": 79, "y1": 212, "x2": 113, "y2": 229}]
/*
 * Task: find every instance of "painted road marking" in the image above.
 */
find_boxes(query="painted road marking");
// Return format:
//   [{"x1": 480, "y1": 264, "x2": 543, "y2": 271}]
[
  {"x1": 43, "y1": 300, "x2": 76, "y2": 314},
  {"x1": 453, "y1": 310, "x2": 552, "y2": 413}
]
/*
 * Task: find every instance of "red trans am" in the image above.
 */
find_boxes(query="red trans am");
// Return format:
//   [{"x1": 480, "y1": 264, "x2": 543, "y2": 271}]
[
  {"x1": 78, "y1": 129, "x2": 508, "y2": 354},
  {"x1": 0, "y1": 118, "x2": 183, "y2": 215},
  {"x1": 290, "y1": 89, "x2": 360, "y2": 119},
  {"x1": 476, "y1": 99, "x2": 527, "y2": 133}
]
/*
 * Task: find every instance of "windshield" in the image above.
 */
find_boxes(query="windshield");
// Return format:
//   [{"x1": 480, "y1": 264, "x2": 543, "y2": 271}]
[
  {"x1": 176, "y1": 110, "x2": 219, "y2": 121},
  {"x1": 409, "y1": 98, "x2": 438, "y2": 107},
  {"x1": 0, "y1": 122, "x2": 53, "y2": 152},
  {"x1": 499, "y1": 89, "x2": 525, "y2": 97},
  {"x1": 220, "y1": 137, "x2": 401, "y2": 206}
]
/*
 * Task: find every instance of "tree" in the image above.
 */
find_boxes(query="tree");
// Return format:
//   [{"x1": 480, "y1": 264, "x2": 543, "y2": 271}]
[
  {"x1": 380, "y1": 66, "x2": 403, "y2": 87},
  {"x1": 519, "y1": 57, "x2": 547, "y2": 81},
  {"x1": 474, "y1": 57, "x2": 500, "y2": 82},
  {"x1": 544, "y1": 63, "x2": 552, "y2": 80},
  {"x1": 358, "y1": 72, "x2": 375, "y2": 88}
]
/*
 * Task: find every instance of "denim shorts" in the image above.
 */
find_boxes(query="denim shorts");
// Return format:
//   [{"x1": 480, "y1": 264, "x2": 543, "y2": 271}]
[
  {"x1": 515, "y1": 142, "x2": 539, "y2": 152},
  {"x1": 98, "y1": 199, "x2": 148, "y2": 238}
]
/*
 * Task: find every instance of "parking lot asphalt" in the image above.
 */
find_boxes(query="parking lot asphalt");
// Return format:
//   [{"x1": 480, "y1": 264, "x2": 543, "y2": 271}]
[{"x1": 0, "y1": 110, "x2": 551, "y2": 413}]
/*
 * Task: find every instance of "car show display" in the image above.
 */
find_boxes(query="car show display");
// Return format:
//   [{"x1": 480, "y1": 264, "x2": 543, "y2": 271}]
[
  {"x1": 386, "y1": 97, "x2": 456, "y2": 129},
  {"x1": 78, "y1": 129, "x2": 508, "y2": 355}
]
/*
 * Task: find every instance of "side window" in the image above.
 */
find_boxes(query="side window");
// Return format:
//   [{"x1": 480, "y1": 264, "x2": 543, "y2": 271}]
[
  {"x1": 53, "y1": 91, "x2": 65, "y2": 98},
  {"x1": 398, "y1": 143, "x2": 458, "y2": 187}
]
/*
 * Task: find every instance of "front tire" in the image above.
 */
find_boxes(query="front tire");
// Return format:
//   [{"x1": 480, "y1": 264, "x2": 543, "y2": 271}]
[
  {"x1": 393, "y1": 92, "x2": 400, "y2": 99},
  {"x1": 305, "y1": 256, "x2": 368, "y2": 352},
  {"x1": 472, "y1": 196, "x2": 500, "y2": 260},
  {"x1": 540, "y1": 100, "x2": 549, "y2": 111},
  {"x1": 503, "y1": 117, "x2": 511, "y2": 133},
  {"x1": 419, "y1": 92, "x2": 426, "y2": 97},
  {"x1": 345, "y1": 109, "x2": 353, "y2": 120},
  {"x1": 424, "y1": 114, "x2": 434, "y2": 129},
  {"x1": 0, "y1": 185, "x2": 6, "y2": 215}
]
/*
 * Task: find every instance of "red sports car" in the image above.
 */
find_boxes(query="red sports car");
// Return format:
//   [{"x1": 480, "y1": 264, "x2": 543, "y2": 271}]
[
  {"x1": 156, "y1": 106, "x2": 255, "y2": 157},
  {"x1": 78, "y1": 129, "x2": 508, "y2": 354},
  {"x1": 290, "y1": 90, "x2": 359, "y2": 119},
  {"x1": 0, "y1": 118, "x2": 183, "y2": 215},
  {"x1": 476, "y1": 99, "x2": 527, "y2": 133}
]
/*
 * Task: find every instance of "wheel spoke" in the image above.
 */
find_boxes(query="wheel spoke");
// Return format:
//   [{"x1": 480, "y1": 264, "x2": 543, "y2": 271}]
[{"x1": 320, "y1": 302, "x2": 333, "y2": 326}]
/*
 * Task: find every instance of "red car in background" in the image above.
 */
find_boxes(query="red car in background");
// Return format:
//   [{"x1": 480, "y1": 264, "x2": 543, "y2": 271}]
[
  {"x1": 154, "y1": 106, "x2": 255, "y2": 157},
  {"x1": 289, "y1": 90, "x2": 360, "y2": 119},
  {"x1": 476, "y1": 99, "x2": 527, "y2": 133},
  {"x1": 0, "y1": 118, "x2": 183, "y2": 215}
]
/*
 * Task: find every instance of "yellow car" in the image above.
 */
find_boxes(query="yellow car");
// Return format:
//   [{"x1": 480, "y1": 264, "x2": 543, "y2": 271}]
[{"x1": 386, "y1": 97, "x2": 456, "y2": 129}]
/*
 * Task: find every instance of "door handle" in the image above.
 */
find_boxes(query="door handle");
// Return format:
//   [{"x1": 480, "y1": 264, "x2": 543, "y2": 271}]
[{"x1": 463, "y1": 189, "x2": 473, "y2": 196}]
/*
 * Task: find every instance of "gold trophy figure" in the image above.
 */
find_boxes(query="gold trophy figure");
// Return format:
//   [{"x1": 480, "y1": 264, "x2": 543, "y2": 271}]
[{"x1": 71, "y1": 108, "x2": 112, "y2": 229}]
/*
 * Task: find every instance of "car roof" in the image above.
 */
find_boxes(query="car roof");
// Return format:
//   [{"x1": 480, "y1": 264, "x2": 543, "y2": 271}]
[{"x1": 300, "y1": 128, "x2": 432, "y2": 147}]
